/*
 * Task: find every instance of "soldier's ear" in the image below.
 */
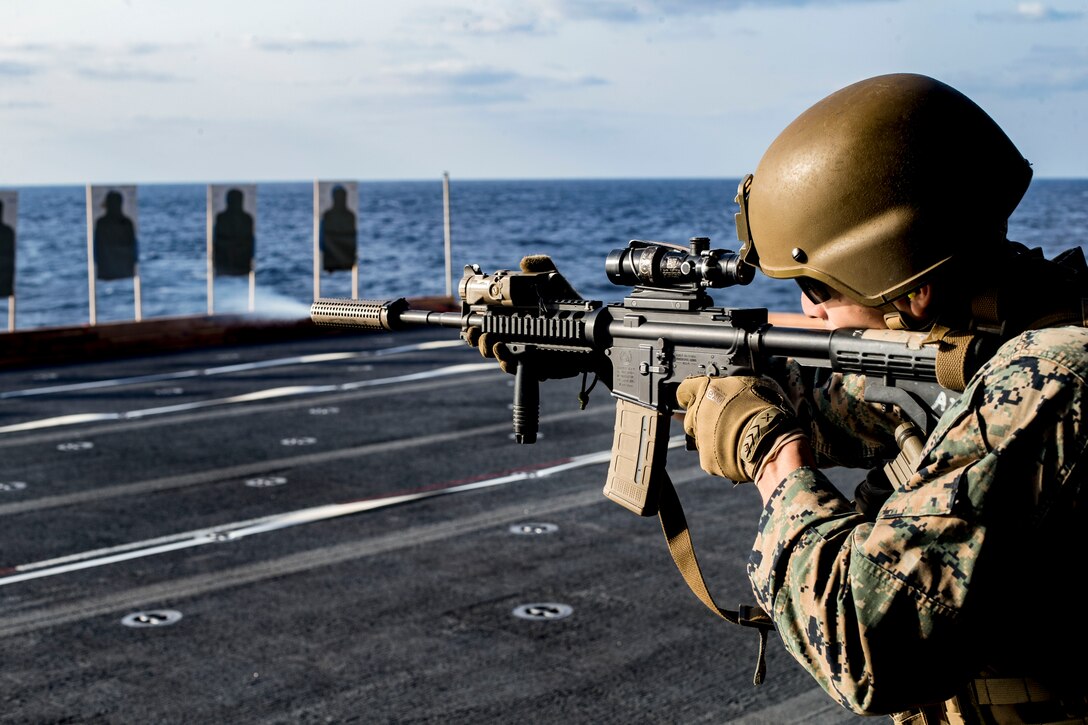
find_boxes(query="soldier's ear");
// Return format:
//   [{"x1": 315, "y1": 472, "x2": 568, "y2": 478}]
[
  {"x1": 906, "y1": 284, "x2": 934, "y2": 319},
  {"x1": 888, "y1": 284, "x2": 936, "y2": 329}
]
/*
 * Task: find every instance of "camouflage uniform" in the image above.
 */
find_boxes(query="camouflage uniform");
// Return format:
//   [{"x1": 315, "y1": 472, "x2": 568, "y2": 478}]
[{"x1": 749, "y1": 326, "x2": 1088, "y2": 721}]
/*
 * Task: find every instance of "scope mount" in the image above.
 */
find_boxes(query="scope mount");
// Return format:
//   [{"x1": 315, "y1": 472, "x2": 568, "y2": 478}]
[{"x1": 621, "y1": 284, "x2": 715, "y2": 312}]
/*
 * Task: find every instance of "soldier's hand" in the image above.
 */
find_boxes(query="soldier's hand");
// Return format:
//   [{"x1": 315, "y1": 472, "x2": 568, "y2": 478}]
[
  {"x1": 517, "y1": 254, "x2": 581, "y2": 299},
  {"x1": 464, "y1": 328, "x2": 603, "y2": 382},
  {"x1": 464, "y1": 326, "x2": 518, "y2": 374},
  {"x1": 675, "y1": 375, "x2": 806, "y2": 483}
]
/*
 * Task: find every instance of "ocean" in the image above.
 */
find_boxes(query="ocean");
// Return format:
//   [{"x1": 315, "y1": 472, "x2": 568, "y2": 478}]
[{"x1": 5, "y1": 178, "x2": 1088, "y2": 330}]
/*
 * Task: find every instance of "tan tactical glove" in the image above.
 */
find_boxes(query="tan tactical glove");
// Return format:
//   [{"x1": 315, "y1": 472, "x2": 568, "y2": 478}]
[
  {"x1": 465, "y1": 255, "x2": 591, "y2": 380},
  {"x1": 465, "y1": 327, "x2": 518, "y2": 374},
  {"x1": 675, "y1": 375, "x2": 806, "y2": 483}
]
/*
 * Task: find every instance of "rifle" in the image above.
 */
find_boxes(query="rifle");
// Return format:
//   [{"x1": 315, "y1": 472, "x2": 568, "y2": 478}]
[
  {"x1": 311, "y1": 237, "x2": 959, "y2": 507},
  {"x1": 310, "y1": 237, "x2": 964, "y2": 674}
]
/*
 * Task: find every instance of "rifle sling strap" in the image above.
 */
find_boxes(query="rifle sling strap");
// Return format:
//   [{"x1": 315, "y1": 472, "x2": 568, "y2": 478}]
[{"x1": 656, "y1": 471, "x2": 774, "y2": 685}]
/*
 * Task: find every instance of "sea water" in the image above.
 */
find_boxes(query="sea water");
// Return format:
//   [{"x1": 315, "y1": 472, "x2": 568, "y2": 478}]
[{"x1": 6, "y1": 178, "x2": 1087, "y2": 329}]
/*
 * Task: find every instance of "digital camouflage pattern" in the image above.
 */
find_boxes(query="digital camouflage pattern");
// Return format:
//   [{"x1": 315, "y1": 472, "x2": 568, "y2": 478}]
[
  {"x1": 772, "y1": 358, "x2": 906, "y2": 470},
  {"x1": 749, "y1": 326, "x2": 1088, "y2": 716}
]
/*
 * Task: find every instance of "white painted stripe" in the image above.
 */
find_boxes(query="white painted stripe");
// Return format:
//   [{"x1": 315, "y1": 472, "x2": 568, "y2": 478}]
[
  {"x1": 0, "y1": 362, "x2": 496, "y2": 434},
  {"x1": 0, "y1": 412, "x2": 123, "y2": 429},
  {"x1": 201, "y1": 352, "x2": 359, "y2": 374},
  {"x1": 0, "y1": 401, "x2": 594, "y2": 517},
  {"x1": 338, "y1": 362, "x2": 496, "y2": 390},
  {"x1": 0, "y1": 370, "x2": 202, "y2": 399},
  {"x1": 0, "y1": 438, "x2": 683, "y2": 586},
  {"x1": 0, "y1": 339, "x2": 466, "y2": 400},
  {"x1": 375, "y1": 340, "x2": 463, "y2": 356}
]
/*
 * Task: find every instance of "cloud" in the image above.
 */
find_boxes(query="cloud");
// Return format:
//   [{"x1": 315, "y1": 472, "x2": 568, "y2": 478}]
[
  {"x1": 962, "y1": 46, "x2": 1088, "y2": 97},
  {"x1": 385, "y1": 59, "x2": 607, "y2": 105},
  {"x1": 1, "y1": 40, "x2": 194, "y2": 57},
  {"x1": 127, "y1": 114, "x2": 209, "y2": 127},
  {"x1": 977, "y1": 2, "x2": 1083, "y2": 22},
  {"x1": 435, "y1": 89, "x2": 530, "y2": 104},
  {"x1": 548, "y1": 0, "x2": 896, "y2": 22},
  {"x1": 245, "y1": 36, "x2": 364, "y2": 53},
  {"x1": 400, "y1": 60, "x2": 521, "y2": 87},
  {"x1": 438, "y1": 8, "x2": 558, "y2": 35},
  {"x1": 124, "y1": 42, "x2": 196, "y2": 56},
  {"x1": 0, "y1": 40, "x2": 197, "y2": 85},
  {"x1": 0, "y1": 99, "x2": 48, "y2": 110},
  {"x1": 75, "y1": 66, "x2": 189, "y2": 83},
  {"x1": 382, "y1": 60, "x2": 527, "y2": 106},
  {"x1": 0, "y1": 60, "x2": 39, "y2": 76},
  {"x1": 0, "y1": 40, "x2": 50, "y2": 53},
  {"x1": 432, "y1": 0, "x2": 897, "y2": 35}
]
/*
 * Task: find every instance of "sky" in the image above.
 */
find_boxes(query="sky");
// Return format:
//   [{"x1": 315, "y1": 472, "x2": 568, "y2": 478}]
[{"x1": 2, "y1": 0, "x2": 1086, "y2": 185}]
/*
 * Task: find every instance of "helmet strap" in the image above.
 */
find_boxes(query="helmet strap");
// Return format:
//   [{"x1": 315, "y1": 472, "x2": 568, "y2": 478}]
[
  {"x1": 881, "y1": 300, "x2": 932, "y2": 332},
  {"x1": 883, "y1": 310, "x2": 909, "y2": 330}
]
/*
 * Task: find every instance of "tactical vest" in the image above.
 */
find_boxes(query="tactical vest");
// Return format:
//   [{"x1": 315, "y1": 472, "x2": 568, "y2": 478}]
[
  {"x1": 891, "y1": 676, "x2": 1087, "y2": 724},
  {"x1": 856, "y1": 242, "x2": 1088, "y2": 516},
  {"x1": 657, "y1": 241, "x2": 1088, "y2": 720},
  {"x1": 869, "y1": 243, "x2": 1088, "y2": 724}
]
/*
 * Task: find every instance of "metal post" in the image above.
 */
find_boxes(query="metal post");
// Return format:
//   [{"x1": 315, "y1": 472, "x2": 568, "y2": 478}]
[
  {"x1": 206, "y1": 186, "x2": 214, "y2": 315},
  {"x1": 312, "y1": 180, "x2": 321, "y2": 302},
  {"x1": 442, "y1": 171, "x2": 453, "y2": 298},
  {"x1": 8, "y1": 234, "x2": 14, "y2": 332},
  {"x1": 132, "y1": 187, "x2": 142, "y2": 322},
  {"x1": 86, "y1": 185, "x2": 96, "y2": 326},
  {"x1": 0, "y1": 189, "x2": 16, "y2": 332},
  {"x1": 134, "y1": 265, "x2": 142, "y2": 321},
  {"x1": 352, "y1": 264, "x2": 359, "y2": 299},
  {"x1": 248, "y1": 268, "x2": 255, "y2": 313}
]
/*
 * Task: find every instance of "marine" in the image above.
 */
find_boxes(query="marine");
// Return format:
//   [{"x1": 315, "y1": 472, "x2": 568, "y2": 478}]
[
  {"x1": 457, "y1": 71, "x2": 1088, "y2": 723},
  {"x1": 675, "y1": 73, "x2": 1088, "y2": 723}
]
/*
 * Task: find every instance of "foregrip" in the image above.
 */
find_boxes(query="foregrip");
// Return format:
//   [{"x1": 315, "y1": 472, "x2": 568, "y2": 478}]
[
  {"x1": 310, "y1": 298, "x2": 410, "y2": 330},
  {"x1": 512, "y1": 363, "x2": 539, "y2": 444}
]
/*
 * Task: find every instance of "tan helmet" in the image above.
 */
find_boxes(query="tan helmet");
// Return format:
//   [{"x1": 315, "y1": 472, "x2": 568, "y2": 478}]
[{"x1": 735, "y1": 73, "x2": 1033, "y2": 308}]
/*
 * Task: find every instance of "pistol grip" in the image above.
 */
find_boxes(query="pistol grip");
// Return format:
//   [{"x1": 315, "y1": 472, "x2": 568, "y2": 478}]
[{"x1": 603, "y1": 398, "x2": 670, "y2": 517}]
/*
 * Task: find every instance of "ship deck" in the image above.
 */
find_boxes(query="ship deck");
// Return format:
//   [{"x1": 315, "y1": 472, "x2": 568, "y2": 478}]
[{"x1": 0, "y1": 317, "x2": 864, "y2": 723}]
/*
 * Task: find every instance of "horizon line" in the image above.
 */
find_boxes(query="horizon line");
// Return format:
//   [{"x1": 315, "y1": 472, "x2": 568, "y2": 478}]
[{"x1": 5, "y1": 174, "x2": 1087, "y2": 189}]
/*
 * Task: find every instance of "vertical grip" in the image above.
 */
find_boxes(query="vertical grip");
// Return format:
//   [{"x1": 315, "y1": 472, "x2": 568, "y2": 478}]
[
  {"x1": 512, "y1": 362, "x2": 539, "y2": 444},
  {"x1": 603, "y1": 398, "x2": 671, "y2": 517}
]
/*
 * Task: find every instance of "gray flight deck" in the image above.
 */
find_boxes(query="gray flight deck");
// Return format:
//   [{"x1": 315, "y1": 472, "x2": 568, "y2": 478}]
[{"x1": 0, "y1": 319, "x2": 867, "y2": 724}]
